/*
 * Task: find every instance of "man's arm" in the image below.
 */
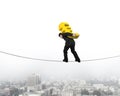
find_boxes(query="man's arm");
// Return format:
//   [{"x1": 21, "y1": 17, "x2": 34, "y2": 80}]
[{"x1": 61, "y1": 33, "x2": 73, "y2": 37}]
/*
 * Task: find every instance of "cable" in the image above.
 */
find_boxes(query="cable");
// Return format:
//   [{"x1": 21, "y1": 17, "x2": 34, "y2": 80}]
[
  {"x1": 0, "y1": 50, "x2": 120, "y2": 62},
  {"x1": 0, "y1": 51, "x2": 62, "y2": 62},
  {"x1": 81, "y1": 55, "x2": 120, "y2": 62}
]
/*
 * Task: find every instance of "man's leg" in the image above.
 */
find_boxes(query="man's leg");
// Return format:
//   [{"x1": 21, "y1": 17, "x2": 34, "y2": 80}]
[
  {"x1": 63, "y1": 45, "x2": 69, "y2": 62},
  {"x1": 70, "y1": 45, "x2": 80, "y2": 62}
]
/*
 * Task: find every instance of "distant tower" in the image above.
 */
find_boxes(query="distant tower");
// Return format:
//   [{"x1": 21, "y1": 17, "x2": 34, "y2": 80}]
[{"x1": 27, "y1": 73, "x2": 41, "y2": 86}]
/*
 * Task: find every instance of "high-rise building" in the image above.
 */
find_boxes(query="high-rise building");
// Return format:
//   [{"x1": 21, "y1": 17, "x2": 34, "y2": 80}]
[{"x1": 27, "y1": 73, "x2": 41, "y2": 86}]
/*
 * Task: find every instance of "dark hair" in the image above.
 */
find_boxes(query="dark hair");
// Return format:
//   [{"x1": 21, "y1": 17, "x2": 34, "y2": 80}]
[{"x1": 59, "y1": 33, "x2": 62, "y2": 37}]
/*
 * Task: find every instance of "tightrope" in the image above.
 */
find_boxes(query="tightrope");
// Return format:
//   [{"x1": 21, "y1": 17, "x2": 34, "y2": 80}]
[{"x1": 0, "y1": 51, "x2": 120, "y2": 62}]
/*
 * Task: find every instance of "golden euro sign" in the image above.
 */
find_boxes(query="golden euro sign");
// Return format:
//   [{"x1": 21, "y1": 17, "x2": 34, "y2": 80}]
[{"x1": 58, "y1": 22, "x2": 79, "y2": 39}]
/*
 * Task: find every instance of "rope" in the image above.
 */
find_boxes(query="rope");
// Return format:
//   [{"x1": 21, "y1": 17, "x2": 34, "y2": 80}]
[
  {"x1": 81, "y1": 55, "x2": 120, "y2": 62},
  {"x1": 0, "y1": 51, "x2": 61, "y2": 62},
  {"x1": 0, "y1": 51, "x2": 120, "y2": 62}
]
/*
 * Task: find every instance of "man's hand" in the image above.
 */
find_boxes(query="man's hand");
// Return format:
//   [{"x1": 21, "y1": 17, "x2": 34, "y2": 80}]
[{"x1": 73, "y1": 33, "x2": 76, "y2": 37}]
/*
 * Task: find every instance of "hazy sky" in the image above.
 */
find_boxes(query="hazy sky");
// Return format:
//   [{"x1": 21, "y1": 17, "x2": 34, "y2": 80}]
[{"x1": 0, "y1": 0, "x2": 120, "y2": 81}]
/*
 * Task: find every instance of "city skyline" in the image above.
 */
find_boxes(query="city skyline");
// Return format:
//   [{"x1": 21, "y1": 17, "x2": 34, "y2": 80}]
[{"x1": 0, "y1": 73, "x2": 120, "y2": 96}]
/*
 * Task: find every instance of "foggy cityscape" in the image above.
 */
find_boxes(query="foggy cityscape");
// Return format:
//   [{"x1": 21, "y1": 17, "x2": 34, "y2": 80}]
[{"x1": 1, "y1": 73, "x2": 120, "y2": 96}]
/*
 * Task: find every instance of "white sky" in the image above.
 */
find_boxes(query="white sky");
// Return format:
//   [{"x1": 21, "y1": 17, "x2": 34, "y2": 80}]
[{"x1": 0, "y1": 0, "x2": 120, "y2": 81}]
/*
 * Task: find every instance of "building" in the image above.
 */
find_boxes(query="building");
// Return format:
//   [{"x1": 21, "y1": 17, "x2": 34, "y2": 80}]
[
  {"x1": 27, "y1": 73, "x2": 41, "y2": 86},
  {"x1": 27, "y1": 73, "x2": 41, "y2": 92}
]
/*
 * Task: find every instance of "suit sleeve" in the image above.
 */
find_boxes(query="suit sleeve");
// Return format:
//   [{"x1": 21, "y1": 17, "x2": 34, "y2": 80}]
[{"x1": 61, "y1": 33, "x2": 73, "y2": 37}]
